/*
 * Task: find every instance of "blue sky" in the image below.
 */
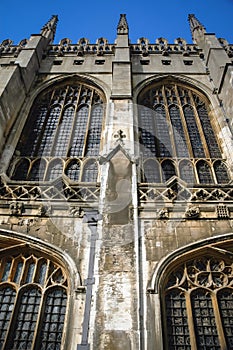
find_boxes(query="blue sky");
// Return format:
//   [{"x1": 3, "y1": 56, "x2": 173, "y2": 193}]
[{"x1": 1, "y1": 0, "x2": 233, "y2": 45}]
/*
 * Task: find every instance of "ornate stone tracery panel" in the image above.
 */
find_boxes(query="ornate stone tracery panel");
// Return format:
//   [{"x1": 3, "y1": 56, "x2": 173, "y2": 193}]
[
  {"x1": 8, "y1": 80, "x2": 105, "y2": 183},
  {"x1": 0, "y1": 237, "x2": 70, "y2": 350},
  {"x1": 138, "y1": 81, "x2": 229, "y2": 185},
  {"x1": 162, "y1": 242, "x2": 233, "y2": 349}
]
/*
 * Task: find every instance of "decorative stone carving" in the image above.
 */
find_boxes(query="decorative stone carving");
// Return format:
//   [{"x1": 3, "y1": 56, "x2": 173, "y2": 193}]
[
  {"x1": 185, "y1": 205, "x2": 200, "y2": 218},
  {"x1": 69, "y1": 206, "x2": 84, "y2": 218},
  {"x1": 216, "y1": 204, "x2": 229, "y2": 219},
  {"x1": 114, "y1": 130, "x2": 126, "y2": 144},
  {"x1": 158, "y1": 208, "x2": 169, "y2": 219},
  {"x1": 9, "y1": 202, "x2": 24, "y2": 216},
  {"x1": 38, "y1": 204, "x2": 51, "y2": 217}
]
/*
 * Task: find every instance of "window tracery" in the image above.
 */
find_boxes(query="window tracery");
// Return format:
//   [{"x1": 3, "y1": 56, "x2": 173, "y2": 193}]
[
  {"x1": 0, "y1": 243, "x2": 69, "y2": 350},
  {"x1": 11, "y1": 81, "x2": 104, "y2": 182},
  {"x1": 163, "y1": 247, "x2": 233, "y2": 349},
  {"x1": 138, "y1": 82, "x2": 229, "y2": 185}
]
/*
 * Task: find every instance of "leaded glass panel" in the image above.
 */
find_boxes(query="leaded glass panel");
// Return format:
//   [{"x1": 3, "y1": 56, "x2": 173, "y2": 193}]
[
  {"x1": 165, "y1": 289, "x2": 191, "y2": 350},
  {"x1": 0, "y1": 248, "x2": 68, "y2": 350},
  {"x1": 197, "y1": 105, "x2": 221, "y2": 158},
  {"x1": 39, "y1": 288, "x2": 67, "y2": 350},
  {"x1": 164, "y1": 253, "x2": 233, "y2": 350},
  {"x1": 46, "y1": 160, "x2": 63, "y2": 181},
  {"x1": 169, "y1": 106, "x2": 189, "y2": 158},
  {"x1": 12, "y1": 159, "x2": 29, "y2": 181},
  {"x1": 82, "y1": 160, "x2": 98, "y2": 182},
  {"x1": 182, "y1": 106, "x2": 204, "y2": 158},
  {"x1": 52, "y1": 106, "x2": 75, "y2": 157},
  {"x1": 9, "y1": 287, "x2": 41, "y2": 350},
  {"x1": 191, "y1": 290, "x2": 220, "y2": 349},
  {"x1": 10, "y1": 81, "x2": 104, "y2": 181},
  {"x1": 162, "y1": 160, "x2": 176, "y2": 182},
  {"x1": 38, "y1": 106, "x2": 61, "y2": 157},
  {"x1": 197, "y1": 161, "x2": 213, "y2": 184},
  {"x1": 29, "y1": 159, "x2": 46, "y2": 182},
  {"x1": 214, "y1": 161, "x2": 229, "y2": 184},
  {"x1": 69, "y1": 105, "x2": 89, "y2": 157},
  {"x1": 143, "y1": 160, "x2": 161, "y2": 183},
  {"x1": 0, "y1": 287, "x2": 16, "y2": 348},
  {"x1": 179, "y1": 161, "x2": 195, "y2": 184},
  {"x1": 65, "y1": 160, "x2": 81, "y2": 181},
  {"x1": 154, "y1": 105, "x2": 172, "y2": 157},
  {"x1": 218, "y1": 289, "x2": 233, "y2": 349},
  {"x1": 138, "y1": 82, "x2": 227, "y2": 185},
  {"x1": 139, "y1": 106, "x2": 157, "y2": 157},
  {"x1": 85, "y1": 105, "x2": 104, "y2": 156}
]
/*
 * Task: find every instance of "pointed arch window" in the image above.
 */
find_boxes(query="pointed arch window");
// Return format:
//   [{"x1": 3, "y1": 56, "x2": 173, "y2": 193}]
[
  {"x1": 138, "y1": 82, "x2": 229, "y2": 185},
  {"x1": 82, "y1": 160, "x2": 98, "y2": 182},
  {"x1": 162, "y1": 243, "x2": 233, "y2": 350},
  {"x1": 10, "y1": 81, "x2": 104, "y2": 181},
  {"x1": 0, "y1": 242, "x2": 69, "y2": 350}
]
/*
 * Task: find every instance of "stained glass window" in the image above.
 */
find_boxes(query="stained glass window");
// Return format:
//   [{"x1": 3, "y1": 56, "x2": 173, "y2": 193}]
[
  {"x1": 214, "y1": 161, "x2": 229, "y2": 184},
  {"x1": 10, "y1": 81, "x2": 104, "y2": 182},
  {"x1": 179, "y1": 160, "x2": 195, "y2": 184},
  {"x1": 65, "y1": 160, "x2": 81, "y2": 181},
  {"x1": 12, "y1": 159, "x2": 29, "y2": 181},
  {"x1": 163, "y1": 252, "x2": 233, "y2": 350},
  {"x1": 46, "y1": 160, "x2": 63, "y2": 181},
  {"x1": 197, "y1": 160, "x2": 213, "y2": 184},
  {"x1": 143, "y1": 159, "x2": 161, "y2": 183},
  {"x1": 138, "y1": 82, "x2": 229, "y2": 185},
  {"x1": 82, "y1": 160, "x2": 98, "y2": 182},
  {"x1": 0, "y1": 246, "x2": 68, "y2": 350}
]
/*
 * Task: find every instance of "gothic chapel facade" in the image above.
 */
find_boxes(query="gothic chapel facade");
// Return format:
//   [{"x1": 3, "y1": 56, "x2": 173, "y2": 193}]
[{"x1": 1, "y1": 13, "x2": 233, "y2": 350}]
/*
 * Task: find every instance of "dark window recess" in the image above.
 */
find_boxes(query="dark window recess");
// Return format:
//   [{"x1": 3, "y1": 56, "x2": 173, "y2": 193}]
[
  {"x1": 53, "y1": 60, "x2": 62, "y2": 65},
  {"x1": 183, "y1": 60, "x2": 193, "y2": 65},
  {"x1": 74, "y1": 60, "x2": 84, "y2": 65},
  {"x1": 95, "y1": 60, "x2": 105, "y2": 65},
  {"x1": 140, "y1": 60, "x2": 150, "y2": 65},
  {"x1": 162, "y1": 60, "x2": 171, "y2": 65}
]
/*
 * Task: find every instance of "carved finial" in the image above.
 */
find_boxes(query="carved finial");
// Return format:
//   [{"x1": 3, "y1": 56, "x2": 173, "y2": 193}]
[
  {"x1": 40, "y1": 15, "x2": 58, "y2": 41},
  {"x1": 117, "y1": 14, "x2": 129, "y2": 34},
  {"x1": 188, "y1": 14, "x2": 206, "y2": 38}
]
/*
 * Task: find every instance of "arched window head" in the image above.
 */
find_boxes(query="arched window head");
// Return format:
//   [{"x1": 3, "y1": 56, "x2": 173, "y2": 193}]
[
  {"x1": 197, "y1": 160, "x2": 213, "y2": 184},
  {"x1": 11, "y1": 158, "x2": 30, "y2": 181},
  {"x1": 179, "y1": 160, "x2": 195, "y2": 184},
  {"x1": 214, "y1": 160, "x2": 229, "y2": 184},
  {"x1": 162, "y1": 241, "x2": 233, "y2": 350},
  {"x1": 46, "y1": 159, "x2": 63, "y2": 181},
  {"x1": 82, "y1": 160, "x2": 98, "y2": 182},
  {"x1": 162, "y1": 160, "x2": 176, "y2": 182},
  {"x1": 143, "y1": 159, "x2": 161, "y2": 183},
  {"x1": 29, "y1": 158, "x2": 46, "y2": 182},
  {"x1": 138, "y1": 81, "x2": 226, "y2": 184},
  {"x1": 10, "y1": 80, "x2": 104, "y2": 182},
  {"x1": 0, "y1": 239, "x2": 69, "y2": 350},
  {"x1": 65, "y1": 160, "x2": 81, "y2": 181}
]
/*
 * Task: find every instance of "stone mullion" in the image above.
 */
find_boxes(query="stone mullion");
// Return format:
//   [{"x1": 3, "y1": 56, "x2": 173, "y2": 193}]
[
  {"x1": 174, "y1": 85, "x2": 194, "y2": 159},
  {"x1": 211, "y1": 291, "x2": 228, "y2": 350},
  {"x1": 162, "y1": 85, "x2": 178, "y2": 159},
  {"x1": 30, "y1": 288, "x2": 44, "y2": 350},
  {"x1": 185, "y1": 290, "x2": 198, "y2": 350},
  {"x1": 82, "y1": 90, "x2": 94, "y2": 157},
  {"x1": 50, "y1": 86, "x2": 69, "y2": 157},
  {"x1": 189, "y1": 91, "x2": 211, "y2": 159},
  {"x1": 66, "y1": 84, "x2": 82, "y2": 159}
]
